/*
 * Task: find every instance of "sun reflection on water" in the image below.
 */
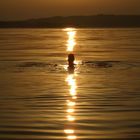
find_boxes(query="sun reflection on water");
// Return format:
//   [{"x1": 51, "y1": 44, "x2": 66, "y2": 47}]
[
  {"x1": 64, "y1": 129, "x2": 75, "y2": 134},
  {"x1": 67, "y1": 135, "x2": 77, "y2": 140},
  {"x1": 64, "y1": 73, "x2": 77, "y2": 139},
  {"x1": 64, "y1": 28, "x2": 78, "y2": 140},
  {"x1": 64, "y1": 28, "x2": 77, "y2": 52}
]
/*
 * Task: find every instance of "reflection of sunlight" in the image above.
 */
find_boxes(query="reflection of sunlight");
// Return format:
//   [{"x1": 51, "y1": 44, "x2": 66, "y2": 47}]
[
  {"x1": 66, "y1": 75, "x2": 77, "y2": 96},
  {"x1": 64, "y1": 28, "x2": 75, "y2": 32},
  {"x1": 67, "y1": 100, "x2": 76, "y2": 107},
  {"x1": 64, "y1": 27, "x2": 77, "y2": 140},
  {"x1": 63, "y1": 65, "x2": 68, "y2": 71},
  {"x1": 65, "y1": 28, "x2": 76, "y2": 52},
  {"x1": 67, "y1": 135, "x2": 77, "y2": 140},
  {"x1": 64, "y1": 129, "x2": 75, "y2": 134},
  {"x1": 72, "y1": 96, "x2": 77, "y2": 99},
  {"x1": 65, "y1": 73, "x2": 77, "y2": 139},
  {"x1": 70, "y1": 88, "x2": 76, "y2": 96},
  {"x1": 67, "y1": 115, "x2": 75, "y2": 122},
  {"x1": 74, "y1": 60, "x2": 82, "y2": 65},
  {"x1": 67, "y1": 108, "x2": 75, "y2": 113}
]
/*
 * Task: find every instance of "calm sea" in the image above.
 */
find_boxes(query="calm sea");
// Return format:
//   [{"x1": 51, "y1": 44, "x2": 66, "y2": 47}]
[{"x1": 0, "y1": 28, "x2": 140, "y2": 139}]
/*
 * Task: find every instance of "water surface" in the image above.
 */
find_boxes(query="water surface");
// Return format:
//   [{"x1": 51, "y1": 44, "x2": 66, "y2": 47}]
[{"x1": 0, "y1": 28, "x2": 140, "y2": 139}]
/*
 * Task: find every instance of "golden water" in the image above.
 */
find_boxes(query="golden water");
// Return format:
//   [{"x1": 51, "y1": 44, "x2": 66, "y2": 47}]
[{"x1": 0, "y1": 28, "x2": 140, "y2": 139}]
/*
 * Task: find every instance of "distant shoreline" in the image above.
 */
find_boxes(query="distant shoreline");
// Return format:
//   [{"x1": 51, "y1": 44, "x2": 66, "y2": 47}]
[{"x1": 0, "y1": 15, "x2": 140, "y2": 28}]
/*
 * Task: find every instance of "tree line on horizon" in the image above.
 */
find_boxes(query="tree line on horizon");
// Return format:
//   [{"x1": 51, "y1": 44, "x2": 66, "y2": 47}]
[{"x1": 0, "y1": 15, "x2": 140, "y2": 28}]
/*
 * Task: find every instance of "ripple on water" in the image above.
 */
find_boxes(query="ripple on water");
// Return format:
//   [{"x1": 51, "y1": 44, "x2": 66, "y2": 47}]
[{"x1": 0, "y1": 60, "x2": 139, "y2": 74}]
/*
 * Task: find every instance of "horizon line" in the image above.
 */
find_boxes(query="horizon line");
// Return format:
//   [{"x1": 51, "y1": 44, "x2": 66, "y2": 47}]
[{"x1": 1, "y1": 14, "x2": 140, "y2": 22}]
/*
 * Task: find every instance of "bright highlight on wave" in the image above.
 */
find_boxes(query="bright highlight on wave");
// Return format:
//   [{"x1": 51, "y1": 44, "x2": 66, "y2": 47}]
[
  {"x1": 67, "y1": 135, "x2": 77, "y2": 140},
  {"x1": 67, "y1": 108, "x2": 75, "y2": 113},
  {"x1": 67, "y1": 115, "x2": 75, "y2": 122},
  {"x1": 66, "y1": 75, "x2": 77, "y2": 96},
  {"x1": 64, "y1": 129, "x2": 75, "y2": 134},
  {"x1": 67, "y1": 100, "x2": 76, "y2": 106}
]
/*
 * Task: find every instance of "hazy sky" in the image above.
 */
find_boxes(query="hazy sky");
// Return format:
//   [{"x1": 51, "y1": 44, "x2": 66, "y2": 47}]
[{"x1": 0, "y1": 0, "x2": 140, "y2": 20}]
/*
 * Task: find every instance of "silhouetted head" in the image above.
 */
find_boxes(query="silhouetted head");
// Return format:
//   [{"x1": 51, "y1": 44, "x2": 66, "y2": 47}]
[
  {"x1": 68, "y1": 54, "x2": 75, "y2": 64},
  {"x1": 68, "y1": 53, "x2": 75, "y2": 74}
]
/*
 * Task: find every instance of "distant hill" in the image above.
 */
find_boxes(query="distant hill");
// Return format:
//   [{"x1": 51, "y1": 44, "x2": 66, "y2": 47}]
[{"x1": 0, "y1": 15, "x2": 140, "y2": 28}]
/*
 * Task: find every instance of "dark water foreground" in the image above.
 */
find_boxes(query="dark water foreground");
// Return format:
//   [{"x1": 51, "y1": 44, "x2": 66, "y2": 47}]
[{"x1": 0, "y1": 29, "x2": 140, "y2": 139}]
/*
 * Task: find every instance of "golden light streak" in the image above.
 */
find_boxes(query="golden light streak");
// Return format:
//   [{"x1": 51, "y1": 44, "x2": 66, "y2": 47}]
[
  {"x1": 67, "y1": 108, "x2": 75, "y2": 113},
  {"x1": 72, "y1": 96, "x2": 77, "y2": 99},
  {"x1": 67, "y1": 100, "x2": 76, "y2": 107},
  {"x1": 65, "y1": 74, "x2": 77, "y2": 139},
  {"x1": 67, "y1": 135, "x2": 77, "y2": 140},
  {"x1": 66, "y1": 75, "x2": 77, "y2": 96},
  {"x1": 65, "y1": 28, "x2": 76, "y2": 52},
  {"x1": 64, "y1": 28, "x2": 78, "y2": 139},
  {"x1": 67, "y1": 115, "x2": 75, "y2": 122},
  {"x1": 63, "y1": 28, "x2": 75, "y2": 31},
  {"x1": 64, "y1": 129, "x2": 75, "y2": 134}
]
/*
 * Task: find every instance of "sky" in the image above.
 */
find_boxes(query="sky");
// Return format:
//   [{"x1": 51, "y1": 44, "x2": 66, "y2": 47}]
[{"x1": 0, "y1": 0, "x2": 140, "y2": 21}]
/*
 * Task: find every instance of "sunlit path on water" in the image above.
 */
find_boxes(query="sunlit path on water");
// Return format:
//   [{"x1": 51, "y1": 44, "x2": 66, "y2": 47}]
[
  {"x1": 63, "y1": 28, "x2": 77, "y2": 139},
  {"x1": 64, "y1": 28, "x2": 77, "y2": 52},
  {"x1": 64, "y1": 74, "x2": 77, "y2": 140}
]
